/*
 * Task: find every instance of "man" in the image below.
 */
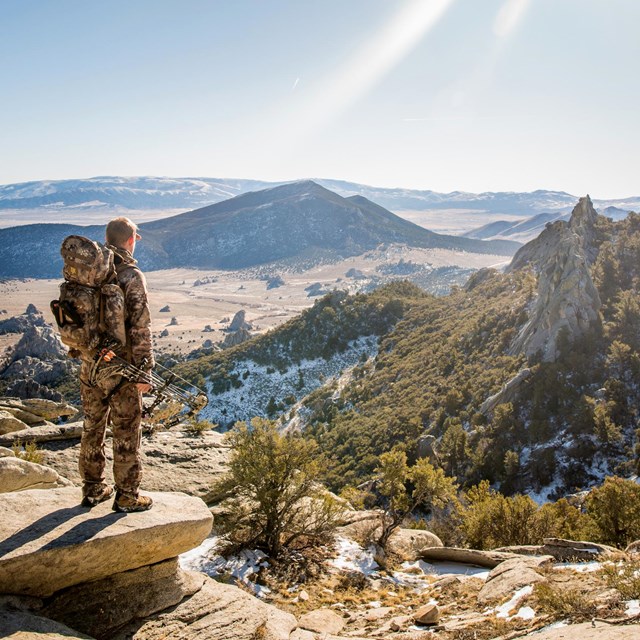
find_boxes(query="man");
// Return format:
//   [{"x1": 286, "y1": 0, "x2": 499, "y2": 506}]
[{"x1": 79, "y1": 217, "x2": 154, "y2": 512}]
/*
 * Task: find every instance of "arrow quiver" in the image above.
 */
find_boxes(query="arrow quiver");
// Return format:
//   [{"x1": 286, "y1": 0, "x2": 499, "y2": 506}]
[{"x1": 89, "y1": 344, "x2": 209, "y2": 428}]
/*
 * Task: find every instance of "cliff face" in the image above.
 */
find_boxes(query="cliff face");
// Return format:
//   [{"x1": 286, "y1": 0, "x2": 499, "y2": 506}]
[{"x1": 507, "y1": 196, "x2": 602, "y2": 362}]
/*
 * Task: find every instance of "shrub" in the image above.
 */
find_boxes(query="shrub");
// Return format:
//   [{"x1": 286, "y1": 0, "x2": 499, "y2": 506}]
[
  {"x1": 600, "y1": 558, "x2": 640, "y2": 599},
  {"x1": 12, "y1": 441, "x2": 44, "y2": 465},
  {"x1": 375, "y1": 448, "x2": 458, "y2": 548},
  {"x1": 586, "y1": 476, "x2": 640, "y2": 547},
  {"x1": 533, "y1": 583, "x2": 597, "y2": 621},
  {"x1": 461, "y1": 481, "x2": 543, "y2": 549},
  {"x1": 213, "y1": 418, "x2": 343, "y2": 559},
  {"x1": 184, "y1": 417, "x2": 216, "y2": 435}
]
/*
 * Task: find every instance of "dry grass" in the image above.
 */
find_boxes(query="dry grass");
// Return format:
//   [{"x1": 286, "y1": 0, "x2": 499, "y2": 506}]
[
  {"x1": 12, "y1": 440, "x2": 44, "y2": 464},
  {"x1": 599, "y1": 558, "x2": 640, "y2": 599},
  {"x1": 532, "y1": 582, "x2": 601, "y2": 622}
]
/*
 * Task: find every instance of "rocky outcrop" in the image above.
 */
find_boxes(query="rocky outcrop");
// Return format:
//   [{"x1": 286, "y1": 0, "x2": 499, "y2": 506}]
[
  {"x1": 6, "y1": 379, "x2": 64, "y2": 401},
  {"x1": 115, "y1": 577, "x2": 297, "y2": 640},
  {"x1": 386, "y1": 527, "x2": 443, "y2": 561},
  {"x1": 0, "y1": 481, "x2": 304, "y2": 640},
  {"x1": 477, "y1": 555, "x2": 553, "y2": 604},
  {"x1": 496, "y1": 537, "x2": 621, "y2": 561},
  {"x1": 0, "y1": 487, "x2": 213, "y2": 597},
  {"x1": 0, "y1": 422, "x2": 84, "y2": 447},
  {"x1": 0, "y1": 305, "x2": 46, "y2": 334},
  {"x1": 419, "y1": 546, "x2": 522, "y2": 568},
  {"x1": 0, "y1": 398, "x2": 79, "y2": 445},
  {"x1": 0, "y1": 313, "x2": 75, "y2": 399},
  {"x1": 0, "y1": 410, "x2": 29, "y2": 435},
  {"x1": 9, "y1": 397, "x2": 76, "y2": 421},
  {"x1": 38, "y1": 429, "x2": 230, "y2": 502},
  {"x1": 298, "y1": 608, "x2": 346, "y2": 635},
  {"x1": 43, "y1": 559, "x2": 205, "y2": 639},
  {"x1": 0, "y1": 457, "x2": 70, "y2": 493},
  {"x1": 0, "y1": 608, "x2": 93, "y2": 639},
  {"x1": 507, "y1": 196, "x2": 602, "y2": 362},
  {"x1": 305, "y1": 283, "x2": 329, "y2": 297},
  {"x1": 267, "y1": 275, "x2": 285, "y2": 289},
  {"x1": 480, "y1": 368, "x2": 532, "y2": 416},
  {"x1": 228, "y1": 310, "x2": 253, "y2": 332},
  {"x1": 223, "y1": 327, "x2": 252, "y2": 348},
  {"x1": 10, "y1": 325, "x2": 67, "y2": 362}
]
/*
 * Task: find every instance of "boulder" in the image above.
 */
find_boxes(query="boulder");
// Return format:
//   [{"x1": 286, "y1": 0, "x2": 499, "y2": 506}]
[
  {"x1": 43, "y1": 558, "x2": 205, "y2": 639},
  {"x1": 420, "y1": 547, "x2": 522, "y2": 568},
  {"x1": 387, "y1": 528, "x2": 443, "y2": 561},
  {"x1": 364, "y1": 606, "x2": 393, "y2": 621},
  {"x1": 0, "y1": 422, "x2": 84, "y2": 447},
  {"x1": 625, "y1": 540, "x2": 640, "y2": 554},
  {"x1": 0, "y1": 446, "x2": 14, "y2": 457},
  {"x1": 0, "y1": 410, "x2": 28, "y2": 435},
  {"x1": 223, "y1": 328, "x2": 252, "y2": 348},
  {"x1": 0, "y1": 609, "x2": 92, "y2": 639},
  {"x1": 0, "y1": 406, "x2": 50, "y2": 426},
  {"x1": 496, "y1": 537, "x2": 621, "y2": 561},
  {"x1": 298, "y1": 608, "x2": 346, "y2": 634},
  {"x1": 113, "y1": 576, "x2": 297, "y2": 640},
  {"x1": 38, "y1": 429, "x2": 229, "y2": 501},
  {"x1": 228, "y1": 310, "x2": 252, "y2": 332},
  {"x1": 0, "y1": 457, "x2": 66, "y2": 493},
  {"x1": 267, "y1": 275, "x2": 285, "y2": 289},
  {"x1": 413, "y1": 603, "x2": 439, "y2": 625},
  {"x1": 20, "y1": 398, "x2": 77, "y2": 420},
  {"x1": 477, "y1": 555, "x2": 553, "y2": 604},
  {"x1": 0, "y1": 487, "x2": 213, "y2": 597}
]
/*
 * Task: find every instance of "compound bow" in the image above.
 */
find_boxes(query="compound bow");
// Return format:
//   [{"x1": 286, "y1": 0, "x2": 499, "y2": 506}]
[{"x1": 89, "y1": 346, "x2": 209, "y2": 428}]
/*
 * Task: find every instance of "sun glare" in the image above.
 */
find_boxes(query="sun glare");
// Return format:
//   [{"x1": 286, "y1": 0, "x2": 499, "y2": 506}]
[
  {"x1": 493, "y1": 0, "x2": 531, "y2": 38},
  {"x1": 298, "y1": 0, "x2": 457, "y2": 135}
]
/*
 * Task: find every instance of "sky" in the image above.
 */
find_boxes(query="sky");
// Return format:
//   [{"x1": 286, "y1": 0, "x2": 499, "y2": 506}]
[{"x1": 0, "y1": 0, "x2": 638, "y2": 198}]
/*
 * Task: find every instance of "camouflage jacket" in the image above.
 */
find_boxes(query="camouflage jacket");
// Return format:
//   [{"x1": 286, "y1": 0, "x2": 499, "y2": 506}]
[{"x1": 108, "y1": 244, "x2": 155, "y2": 373}]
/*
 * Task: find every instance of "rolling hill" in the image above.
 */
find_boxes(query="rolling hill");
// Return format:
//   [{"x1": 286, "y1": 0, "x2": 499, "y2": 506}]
[{"x1": 0, "y1": 181, "x2": 520, "y2": 278}]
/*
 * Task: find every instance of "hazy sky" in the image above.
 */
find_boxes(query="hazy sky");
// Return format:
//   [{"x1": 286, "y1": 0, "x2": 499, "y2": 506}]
[{"x1": 1, "y1": 0, "x2": 638, "y2": 197}]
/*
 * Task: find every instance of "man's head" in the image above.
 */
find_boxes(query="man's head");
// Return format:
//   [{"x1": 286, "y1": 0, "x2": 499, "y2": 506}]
[{"x1": 106, "y1": 217, "x2": 141, "y2": 253}]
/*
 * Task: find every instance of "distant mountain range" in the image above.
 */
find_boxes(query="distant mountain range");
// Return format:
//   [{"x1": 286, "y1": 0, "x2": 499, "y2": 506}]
[
  {"x1": 1, "y1": 176, "x2": 638, "y2": 223},
  {"x1": 0, "y1": 181, "x2": 520, "y2": 278},
  {"x1": 463, "y1": 205, "x2": 632, "y2": 244}
]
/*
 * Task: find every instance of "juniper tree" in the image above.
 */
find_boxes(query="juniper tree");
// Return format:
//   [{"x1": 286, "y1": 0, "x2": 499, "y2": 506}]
[{"x1": 213, "y1": 417, "x2": 342, "y2": 559}]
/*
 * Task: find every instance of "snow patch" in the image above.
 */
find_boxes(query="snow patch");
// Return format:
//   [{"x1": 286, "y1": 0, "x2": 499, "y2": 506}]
[
  {"x1": 179, "y1": 535, "x2": 271, "y2": 598},
  {"x1": 495, "y1": 585, "x2": 534, "y2": 619},
  {"x1": 201, "y1": 335, "x2": 378, "y2": 427}
]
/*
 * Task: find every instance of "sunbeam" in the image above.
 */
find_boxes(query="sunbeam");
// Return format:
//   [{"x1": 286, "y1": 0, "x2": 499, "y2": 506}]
[{"x1": 295, "y1": 0, "x2": 458, "y2": 137}]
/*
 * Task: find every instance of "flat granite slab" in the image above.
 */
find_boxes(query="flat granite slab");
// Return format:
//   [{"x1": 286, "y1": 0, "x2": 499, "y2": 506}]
[{"x1": 0, "y1": 487, "x2": 212, "y2": 597}]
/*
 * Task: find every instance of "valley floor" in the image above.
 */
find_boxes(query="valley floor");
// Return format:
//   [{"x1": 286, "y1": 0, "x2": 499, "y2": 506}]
[{"x1": 0, "y1": 246, "x2": 510, "y2": 355}]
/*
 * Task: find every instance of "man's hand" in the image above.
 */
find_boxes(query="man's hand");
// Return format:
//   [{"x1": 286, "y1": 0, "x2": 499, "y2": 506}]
[{"x1": 136, "y1": 382, "x2": 153, "y2": 394}]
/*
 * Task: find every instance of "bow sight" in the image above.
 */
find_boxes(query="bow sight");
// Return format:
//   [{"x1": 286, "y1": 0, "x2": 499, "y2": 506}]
[{"x1": 89, "y1": 345, "x2": 209, "y2": 428}]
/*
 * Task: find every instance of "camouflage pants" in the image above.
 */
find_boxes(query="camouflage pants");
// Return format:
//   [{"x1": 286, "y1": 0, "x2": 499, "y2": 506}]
[{"x1": 79, "y1": 362, "x2": 143, "y2": 496}]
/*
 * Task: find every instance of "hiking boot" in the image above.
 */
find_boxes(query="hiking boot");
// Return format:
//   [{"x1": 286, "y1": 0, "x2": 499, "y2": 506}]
[
  {"x1": 81, "y1": 483, "x2": 114, "y2": 507},
  {"x1": 112, "y1": 491, "x2": 153, "y2": 513}
]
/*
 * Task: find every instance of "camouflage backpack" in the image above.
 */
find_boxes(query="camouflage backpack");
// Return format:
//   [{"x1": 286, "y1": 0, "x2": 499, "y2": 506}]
[{"x1": 50, "y1": 235, "x2": 127, "y2": 356}]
